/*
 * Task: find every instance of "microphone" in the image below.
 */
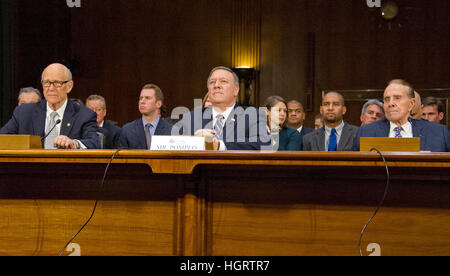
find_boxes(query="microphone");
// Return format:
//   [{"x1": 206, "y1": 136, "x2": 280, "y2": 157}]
[{"x1": 41, "y1": 119, "x2": 61, "y2": 142}]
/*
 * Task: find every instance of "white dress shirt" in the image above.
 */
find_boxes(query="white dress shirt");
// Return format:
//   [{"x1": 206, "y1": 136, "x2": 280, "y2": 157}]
[
  {"x1": 46, "y1": 99, "x2": 86, "y2": 148},
  {"x1": 45, "y1": 99, "x2": 67, "y2": 135},
  {"x1": 388, "y1": 121, "x2": 413, "y2": 138},
  {"x1": 212, "y1": 105, "x2": 235, "y2": 150},
  {"x1": 324, "y1": 121, "x2": 345, "y2": 150}
]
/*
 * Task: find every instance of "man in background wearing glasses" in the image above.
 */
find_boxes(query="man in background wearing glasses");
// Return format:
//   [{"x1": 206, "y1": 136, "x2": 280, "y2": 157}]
[{"x1": 0, "y1": 63, "x2": 99, "y2": 149}]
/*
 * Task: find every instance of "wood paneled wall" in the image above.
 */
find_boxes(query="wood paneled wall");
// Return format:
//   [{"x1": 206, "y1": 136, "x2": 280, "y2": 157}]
[
  {"x1": 260, "y1": 0, "x2": 450, "y2": 126},
  {"x1": 8, "y1": 0, "x2": 450, "y2": 127}
]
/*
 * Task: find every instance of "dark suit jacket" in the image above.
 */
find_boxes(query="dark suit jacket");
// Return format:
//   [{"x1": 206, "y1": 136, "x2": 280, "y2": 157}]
[
  {"x1": 272, "y1": 127, "x2": 302, "y2": 151},
  {"x1": 353, "y1": 118, "x2": 450, "y2": 152},
  {"x1": 174, "y1": 105, "x2": 271, "y2": 150},
  {"x1": 298, "y1": 126, "x2": 314, "y2": 150},
  {"x1": 0, "y1": 99, "x2": 99, "y2": 149},
  {"x1": 98, "y1": 120, "x2": 121, "y2": 149},
  {"x1": 119, "y1": 117, "x2": 173, "y2": 149},
  {"x1": 302, "y1": 122, "x2": 358, "y2": 151}
]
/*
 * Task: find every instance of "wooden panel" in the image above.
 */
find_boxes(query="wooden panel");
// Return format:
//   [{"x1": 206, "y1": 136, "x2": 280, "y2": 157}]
[
  {"x1": 0, "y1": 135, "x2": 42, "y2": 150},
  {"x1": 0, "y1": 151, "x2": 449, "y2": 256},
  {"x1": 7, "y1": 0, "x2": 450, "y2": 130},
  {"x1": 204, "y1": 165, "x2": 450, "y2": 256},
  {"x1": 0, "y1": 200, "x2": 175, "y2": 256},
  {"x1": 69, "y1": 0, "x2": 233, "y2": 126},
  {"x1": 0, "y1": 162, "x2": 180, "y2": 256}
]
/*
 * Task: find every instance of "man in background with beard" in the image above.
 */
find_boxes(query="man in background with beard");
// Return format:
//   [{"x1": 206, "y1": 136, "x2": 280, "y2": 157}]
[{"x1": 302, "y1": 92, "x2": 358, "y2": 151}]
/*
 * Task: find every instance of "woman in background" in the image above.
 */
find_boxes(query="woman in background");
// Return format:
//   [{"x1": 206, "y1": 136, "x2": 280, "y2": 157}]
[
  {"x1": 264, "y1": 96, "x2": 301, "y2": 151},
  {"x1": 202, "y1": 92, "x2": 212, "y2": 108}
]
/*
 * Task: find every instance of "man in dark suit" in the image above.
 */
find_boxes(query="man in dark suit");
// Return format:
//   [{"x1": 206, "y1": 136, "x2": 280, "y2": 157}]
[
  {"x1": 303, "y1": 92, "x2": 358, "y2": 151},
  {"x1": 286, "y1": 100, "x2": 314, "y2": 150},
  {"x1": 360, "y1": 99, "x2": 384, "y2": 126},
  {"x1": 119, "y1": 84, "x2": 172, "y2": 149},
  {"x1": 0, "y1": 63, "x2": 99, "y2": 149},
  {"x1": 17, "y1": 87, "x2": 42, "y2": 106},
  {"x1": 354, "y1": 79, "x2": 450, "y2": 152},
  {"x1": 173, "y1": 66, "x2": 270, "y2": 150},
  {"x1": 422, "y1": 96, "x2": 445, "y2": 124},
  {"x1": 86, "y1": 94, "x2": 121, "y2": 149}
]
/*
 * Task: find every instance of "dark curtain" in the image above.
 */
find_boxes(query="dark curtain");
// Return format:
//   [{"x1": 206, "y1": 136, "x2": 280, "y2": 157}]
[{"x1": 0, "y1": 1, "x2": 14, "y2": 126}]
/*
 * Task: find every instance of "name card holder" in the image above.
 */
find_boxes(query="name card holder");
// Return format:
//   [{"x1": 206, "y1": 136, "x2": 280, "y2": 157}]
[
  {"x1": 0, "y1": 135, "x2": 42, "y2": 150},
  {"x1": 360, "y1": 137, "x2": 420, "y2": 152},
  {"x1": 150, "y1": 136, "x2": 208, "y2": 151}
]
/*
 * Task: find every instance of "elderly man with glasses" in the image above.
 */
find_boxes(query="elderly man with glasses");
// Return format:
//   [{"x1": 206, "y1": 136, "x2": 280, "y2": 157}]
[{"x1": 0, "y1": 63, "x2": 99, "y2": 149}]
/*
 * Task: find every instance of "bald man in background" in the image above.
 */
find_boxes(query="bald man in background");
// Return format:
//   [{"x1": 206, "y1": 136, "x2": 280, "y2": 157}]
[{"x1": 303, "y1": 92, "x2": 358, "y2": 151}]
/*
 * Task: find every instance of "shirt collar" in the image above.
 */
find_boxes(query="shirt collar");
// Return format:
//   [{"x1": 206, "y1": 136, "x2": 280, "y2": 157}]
[
  {"x1": 142, "y1": 115, "x2": 160, "y2": 129},
  {"x1": 389, "y1": 121, "x2": 413, "y2": 137},
  {"x1": 324, "y1": 121, "x2": 345, "y2": 135},
  {"x1": 212, "y1": 104, "x2": 235, "y2": 123},
  {"x1": 46, "y1": 99, "x2": 68, "y2": 120}
]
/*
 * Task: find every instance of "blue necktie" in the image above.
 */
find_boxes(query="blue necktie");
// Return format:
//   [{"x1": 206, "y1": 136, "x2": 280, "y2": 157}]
[
  {"x1": 328, "y1": 128, "x2": 337, "y2": 151},
  {"x1": 394, "y1": 126, "x2": 403, "y2": 138}
]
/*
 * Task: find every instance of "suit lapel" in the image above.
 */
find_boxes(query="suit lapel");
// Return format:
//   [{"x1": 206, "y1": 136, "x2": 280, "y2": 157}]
[
  {"x1": 223, "y1": 105, "x2": 242, "y2": 142},
  {"x1": 202, "y1": 107, "x2": 213, "y2": 130},
  {"x1": 225, "y1": 106, "x2": 239, "y2": 131},
  {"x1": 338, "y1": 123, "x2": 353, "y2": 150},
  {"x1": 154, "y1": 118, "x2": 169, "y2": 135},
  {"x1": 379, "y1": 119, "x2": 390, "y2": 137},
  {"x1": 316, "y1": 127, "x2": 326, "y2": 151},
  {"x1": 135, "y1": 119, "x2": 147, "y2": 149},
  {"x1": 32, "y1": 100, "x2": 47, "y2": 136},
  {"x1": 411, "y1": 119, "x2": 422, "y2": 138},
  {"x1": 60, "y1": 101, "x2": 76, "y2": 136},
  {"x1": 411, "y1": 119, "x2": 426, "y2": 149}
]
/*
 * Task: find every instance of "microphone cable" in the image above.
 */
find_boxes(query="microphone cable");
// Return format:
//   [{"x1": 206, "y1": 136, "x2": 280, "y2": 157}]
[
  {"x1": 41, "y1": 119, "x2": 61, "y2": 143},
  {"x1": 58, "y1": 148, "x2": 121, "y2": 256},
  {"x1": 358, "y1": 148, "x2": 390, "y2": 256}
]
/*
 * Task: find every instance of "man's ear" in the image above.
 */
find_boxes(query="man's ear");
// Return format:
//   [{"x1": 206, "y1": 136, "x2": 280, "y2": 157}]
[
  {"x1": 342, "y1": 106, "x2": 347, "y2": 116},
  {"x1": 66, "y1": 80, "x2": 74, "y2": 94},
  {"x1": 156, "y1": 100, "x2": 163, "y2": 109},
  {"x1": 409, "y1": 98, "x2": 416, "y2": 112}
]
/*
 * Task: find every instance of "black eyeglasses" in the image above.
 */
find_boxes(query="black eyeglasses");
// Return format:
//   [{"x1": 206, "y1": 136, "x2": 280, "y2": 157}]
[{"x1": 41, "y1": 80, "x2": 71, "y2": 88}]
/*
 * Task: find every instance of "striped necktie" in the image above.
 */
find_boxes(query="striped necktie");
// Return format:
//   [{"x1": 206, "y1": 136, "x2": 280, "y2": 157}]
[
  {"x1": 214, "y1": 114, "x2": 225, "y2": 140},
  {"x1": 44, "y1": 111, "x2": 59, "y2": 149}
]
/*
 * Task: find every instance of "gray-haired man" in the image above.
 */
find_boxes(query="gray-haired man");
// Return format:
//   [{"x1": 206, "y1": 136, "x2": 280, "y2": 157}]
[
  {"x1": 360, "y1": 99, "x2": 384, "y2": 126},
  {"x1": 18, "y1": 87, "x2": 42, "y2": 106}
]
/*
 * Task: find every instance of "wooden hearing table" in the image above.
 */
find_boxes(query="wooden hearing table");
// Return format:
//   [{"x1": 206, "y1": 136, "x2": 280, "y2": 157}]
[{"x1": 0, "y1": 150, "x2": 449, "y2": 256}]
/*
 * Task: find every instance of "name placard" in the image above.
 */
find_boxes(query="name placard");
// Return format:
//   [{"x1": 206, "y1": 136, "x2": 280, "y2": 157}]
[
  {"x1": 150, "y1": 136, "x2": 205, "y2": 151},
  {"x1": 360, "y1": 137, "x2": 420, "y2": 152}
]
